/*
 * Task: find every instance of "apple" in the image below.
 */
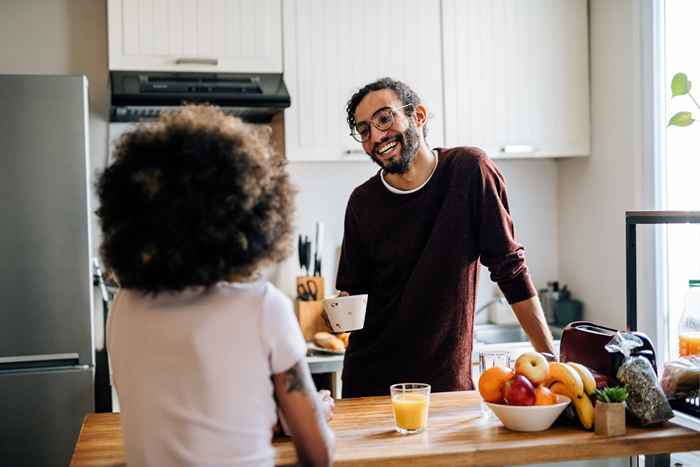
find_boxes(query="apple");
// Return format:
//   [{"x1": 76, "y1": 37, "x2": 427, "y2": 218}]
[
  {"x1": 503, "y1": 375, "x2": 536, "y2": 406},
  {"x1": 534, "y1": 384, "x2": 558, "y2": 405},
  {"x1": 514, "y1": 352, "x2": 549, "y2": 385},
  {"x1": 589, "y1": 367, "x2": 611, "y2": 390}
]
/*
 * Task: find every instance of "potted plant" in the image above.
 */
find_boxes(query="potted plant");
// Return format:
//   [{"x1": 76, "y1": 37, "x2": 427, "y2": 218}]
[{"x1": 593, "y1": 386, "x2": 629, "y2": 436}]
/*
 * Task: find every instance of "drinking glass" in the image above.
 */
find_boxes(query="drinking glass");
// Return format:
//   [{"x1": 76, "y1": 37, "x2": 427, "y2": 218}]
[
  {"x1": 390, "y1": 383, "x2": 431, "y2": 434},
  {"x1": 478, "y1": 350, "x2": 513, "y2": 418},
  {"x1": 479, "y1": 350, "x2": 513, "y2": 372}
]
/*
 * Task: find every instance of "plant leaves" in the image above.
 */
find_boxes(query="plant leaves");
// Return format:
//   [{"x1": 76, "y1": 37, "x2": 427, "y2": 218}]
[
  {"x1": 672, "y1": 73, "x2": 691, "y2": 97},
  {"x1": 594, "y1": 385, "x2": 628, "y2": 403},
  {"x1": 668, "y1": 111, "x2": 695, "y2": 127}
]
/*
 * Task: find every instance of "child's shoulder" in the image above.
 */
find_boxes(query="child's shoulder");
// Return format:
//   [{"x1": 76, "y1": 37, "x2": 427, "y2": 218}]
[{"x1": 218, "y1": 280, "x2": 292, "y2": 314}]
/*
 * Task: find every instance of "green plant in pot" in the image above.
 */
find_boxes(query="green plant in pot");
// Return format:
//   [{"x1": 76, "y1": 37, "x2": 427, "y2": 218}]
[
  {"x1": 668, "y1": 72, "x2": 699, "y2": 127},
  {"x1": 593, "y1": 386, "x2": 629, "y2": 436}
]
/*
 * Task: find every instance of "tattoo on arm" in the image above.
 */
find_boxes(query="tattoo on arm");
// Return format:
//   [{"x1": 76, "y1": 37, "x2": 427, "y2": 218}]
[{"x1": 283, "y1": 363, "x2": 305, "y2": 393}]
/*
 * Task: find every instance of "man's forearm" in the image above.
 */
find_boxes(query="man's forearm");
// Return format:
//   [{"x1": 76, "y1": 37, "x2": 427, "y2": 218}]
[{"x1": 511, "y1": 296, "x2": 556, "y2": 355}]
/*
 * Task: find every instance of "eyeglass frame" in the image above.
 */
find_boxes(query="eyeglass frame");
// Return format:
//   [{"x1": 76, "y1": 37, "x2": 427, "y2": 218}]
[{"x1": 349, "y1": 104, "x2": 414, "y2": 143}]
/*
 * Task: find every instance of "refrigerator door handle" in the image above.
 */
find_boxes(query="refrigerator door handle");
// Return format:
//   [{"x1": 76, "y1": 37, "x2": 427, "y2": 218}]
[{"x1": 0, "y1": 353, "x2": 79, "y2": 364}]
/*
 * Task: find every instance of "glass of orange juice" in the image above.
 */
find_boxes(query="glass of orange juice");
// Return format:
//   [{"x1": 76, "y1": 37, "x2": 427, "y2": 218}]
[
  {"x1": 390, "y1": 383, "x2": 431, "y2": 434},
  {"x1": 680, "y1": 332, "x2": 700, "y2": 356}
]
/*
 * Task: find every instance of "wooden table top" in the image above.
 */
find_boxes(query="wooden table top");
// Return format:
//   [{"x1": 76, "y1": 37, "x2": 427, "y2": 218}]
[{"x1": 71, "y1": 391, "x2": 700, "y2": 467}]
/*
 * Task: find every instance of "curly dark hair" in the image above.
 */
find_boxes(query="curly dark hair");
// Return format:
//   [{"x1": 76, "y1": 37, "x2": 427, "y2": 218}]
[
  {"x1": 96, "y1": 105, "x2": 295, "y2": 294},
  {"x1": 345, "y1": 77, "x2": 428, "y2": 139}
]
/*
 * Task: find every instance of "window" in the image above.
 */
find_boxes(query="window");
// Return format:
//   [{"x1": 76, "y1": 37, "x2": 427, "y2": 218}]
[{"x1": 663, "y1": 0, "x2": 700, "y2": 359}]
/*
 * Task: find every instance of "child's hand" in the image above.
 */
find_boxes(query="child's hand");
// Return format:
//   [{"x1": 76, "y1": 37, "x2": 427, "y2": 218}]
[{"x1": 317, "y1": 389, "x2": 335, "y2": 422}]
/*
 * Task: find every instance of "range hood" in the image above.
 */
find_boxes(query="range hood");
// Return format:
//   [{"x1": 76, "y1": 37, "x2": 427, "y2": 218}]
[{"x1": 109, "y1": 71, "x2": 290, "y2": 123}]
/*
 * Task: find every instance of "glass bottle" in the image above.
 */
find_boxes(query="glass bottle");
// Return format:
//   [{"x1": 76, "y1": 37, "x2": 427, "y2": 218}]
[{"x1": 679, "y1": 279, "x2": 700, "y2": 356}]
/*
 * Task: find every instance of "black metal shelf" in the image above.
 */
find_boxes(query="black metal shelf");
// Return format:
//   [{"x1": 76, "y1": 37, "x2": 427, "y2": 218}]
[
  {"x1": 626, "y1": 211, "x2": 700, "y2": 331},
  {"x1": 626, "y1": 210, "x2": 700, "y2": 420}
]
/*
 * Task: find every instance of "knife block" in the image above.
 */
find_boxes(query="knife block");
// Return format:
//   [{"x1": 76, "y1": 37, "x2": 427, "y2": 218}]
[
  {"x1": 296, "y1": 275, "x2": 325, "y2": 300},
  {"x1": 294, "y1": 276, "x2": 330, "y2": 341}
]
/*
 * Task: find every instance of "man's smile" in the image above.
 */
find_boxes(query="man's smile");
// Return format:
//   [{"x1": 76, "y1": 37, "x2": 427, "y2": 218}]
[{"x1": 374, "y1": 137, "x2": 401, "y2": 159}]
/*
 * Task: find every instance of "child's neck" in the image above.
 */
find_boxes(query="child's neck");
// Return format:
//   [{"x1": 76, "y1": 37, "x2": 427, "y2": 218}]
[{"x1": 229, "y1": 272, "x2": 260, "y2": 283}]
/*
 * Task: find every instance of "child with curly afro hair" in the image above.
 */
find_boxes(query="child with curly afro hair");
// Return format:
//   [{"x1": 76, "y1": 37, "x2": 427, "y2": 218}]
[{"x1": 98, "y1": 105, "x2": 334, "y2": 467}]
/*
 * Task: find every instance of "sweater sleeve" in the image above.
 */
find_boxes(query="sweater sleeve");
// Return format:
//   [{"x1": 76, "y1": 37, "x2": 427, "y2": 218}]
[
  {"x1": 474, "y1": 156, "x2": 537, "y2": 304},
  {"x1": 335, "y1": 195, "x2": 370, "y2": 295}
]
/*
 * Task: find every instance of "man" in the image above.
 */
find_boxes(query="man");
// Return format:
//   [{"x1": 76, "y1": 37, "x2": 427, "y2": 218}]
[{"x1": 336, "y1": 78, "x2": 555, "y2": 398}]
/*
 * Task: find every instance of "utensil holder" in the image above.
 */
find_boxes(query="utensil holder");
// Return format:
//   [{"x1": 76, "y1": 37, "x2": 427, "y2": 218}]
[
  {"x1": 294, "y1": 300, "x2": 331, "y2": 341},
  {"x1": 296, "y1": 276, "x2": 325, "y2": 300},
  {"x1": 294, "y1": 276, "x2": 329, "y2": 341}
]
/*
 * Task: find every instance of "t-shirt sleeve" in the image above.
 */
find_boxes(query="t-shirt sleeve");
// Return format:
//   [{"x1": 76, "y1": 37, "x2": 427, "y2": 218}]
[
  {"x1": 336, "y1": 197, "x2": 370, "y2": 294},
  {"x1": 260, "y1": 284, "x2": 307, "y2": 374},
  {"x1": 473, "y1": 156, "x2": 537, "y2": 304}
]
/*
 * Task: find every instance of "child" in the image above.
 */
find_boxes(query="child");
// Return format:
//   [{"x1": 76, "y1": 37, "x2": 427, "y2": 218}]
[{"x1": 97, "y1": 105, "x2": 334, "y2": 467}]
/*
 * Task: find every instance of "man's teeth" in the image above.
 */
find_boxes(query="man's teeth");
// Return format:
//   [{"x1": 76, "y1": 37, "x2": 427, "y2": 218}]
[{"x1": 377, "y1": 142, "x2": 398, "y2": 155}]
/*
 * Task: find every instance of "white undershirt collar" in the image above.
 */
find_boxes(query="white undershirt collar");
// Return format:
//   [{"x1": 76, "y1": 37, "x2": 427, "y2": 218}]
[{"x1": 381, "y1": 149, "x2": 439, "y2": 194}]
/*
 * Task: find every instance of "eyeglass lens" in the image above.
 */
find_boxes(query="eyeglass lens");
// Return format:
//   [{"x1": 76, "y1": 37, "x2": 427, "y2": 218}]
[{"x1": 353, "y1": 108, "x2": 395, "y2": 142}]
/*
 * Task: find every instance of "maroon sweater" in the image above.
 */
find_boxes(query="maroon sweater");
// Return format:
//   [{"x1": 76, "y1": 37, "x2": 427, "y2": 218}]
[{"x1": 336, "y1": 147, "x2": 536, "y2": 397}]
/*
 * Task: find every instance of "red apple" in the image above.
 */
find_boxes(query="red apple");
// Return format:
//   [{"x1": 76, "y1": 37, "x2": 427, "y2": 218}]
[
  {"x1": 589, "y1": 368, "x2": 611, "y2": 389},
  {"x1": 503, "y1": 375, "x2": 536, "y2": 406}
]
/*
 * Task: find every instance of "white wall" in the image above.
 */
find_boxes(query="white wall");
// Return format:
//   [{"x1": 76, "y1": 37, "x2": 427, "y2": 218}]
[{"x1": 557, "y1": 0, "x2": 655, "y2": 331}]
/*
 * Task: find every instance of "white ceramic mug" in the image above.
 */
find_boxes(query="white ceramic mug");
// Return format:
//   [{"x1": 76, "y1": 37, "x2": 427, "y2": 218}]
[{"x1": 322, "y1": 294, "x2": 368, "y2": 332}]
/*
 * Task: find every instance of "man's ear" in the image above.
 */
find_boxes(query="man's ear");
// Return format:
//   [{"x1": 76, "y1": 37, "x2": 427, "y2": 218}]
[{"x1": 412, "y1": 103, "x2": 428, "y2": 129}]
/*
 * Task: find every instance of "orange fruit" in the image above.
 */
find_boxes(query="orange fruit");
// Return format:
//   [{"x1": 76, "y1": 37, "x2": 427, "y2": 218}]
[
  {"x1": 534, "y1": 384, "x2": 558, "y2": 405},
  {"x1": 478, "y1": 366, "x2": 515, "y2": 403}
]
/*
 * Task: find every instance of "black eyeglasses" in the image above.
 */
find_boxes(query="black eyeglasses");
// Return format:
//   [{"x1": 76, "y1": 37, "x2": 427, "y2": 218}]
[{"x1": 350, "y1": 104, "x2": 412, "y2": 143}]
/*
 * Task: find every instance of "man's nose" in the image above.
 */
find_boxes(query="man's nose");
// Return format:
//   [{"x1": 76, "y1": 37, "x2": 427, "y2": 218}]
[{"x1": 369, "y1": 125, "x2": 389, "y2": 143}]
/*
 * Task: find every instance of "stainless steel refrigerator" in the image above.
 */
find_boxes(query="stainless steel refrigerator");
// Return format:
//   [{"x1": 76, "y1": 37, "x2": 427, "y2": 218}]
[{"x1": 0, "y1": 75, "x2": 94, "y2": 466}]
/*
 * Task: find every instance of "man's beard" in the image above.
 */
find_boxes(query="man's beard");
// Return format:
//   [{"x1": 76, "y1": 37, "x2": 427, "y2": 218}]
[{"x1": 370, "y1": 121, "x2": 420, "y2": 174}]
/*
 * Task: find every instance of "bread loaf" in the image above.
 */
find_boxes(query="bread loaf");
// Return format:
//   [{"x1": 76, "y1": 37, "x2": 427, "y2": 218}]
[
  {"x1": 313, "y1": 332, "x2": 345, "y2": 352},
  {"x1": 337, "y1": 332, "x2": 350, "y2": 348}
]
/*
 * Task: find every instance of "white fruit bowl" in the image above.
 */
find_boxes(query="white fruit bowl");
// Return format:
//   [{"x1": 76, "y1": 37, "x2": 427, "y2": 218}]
[{"x1": 485, "y1": 395, "x2": 571, "y2": 432}]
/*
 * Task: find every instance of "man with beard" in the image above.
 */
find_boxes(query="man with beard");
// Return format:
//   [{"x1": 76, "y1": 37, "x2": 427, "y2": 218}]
[{"x1": 335, "y1": 77, "x2": 555, "y2": 398}]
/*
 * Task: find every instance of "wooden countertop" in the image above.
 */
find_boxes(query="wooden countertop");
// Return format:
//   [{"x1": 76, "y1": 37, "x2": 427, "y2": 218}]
[{"x1": 71, "y1": 391, "x2": 700, "y2": 467}]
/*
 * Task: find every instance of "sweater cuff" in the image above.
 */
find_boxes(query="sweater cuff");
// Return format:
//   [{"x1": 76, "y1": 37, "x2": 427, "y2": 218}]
[{"x1": 498, "y1": 272, "x2": 537, "y2": 304}]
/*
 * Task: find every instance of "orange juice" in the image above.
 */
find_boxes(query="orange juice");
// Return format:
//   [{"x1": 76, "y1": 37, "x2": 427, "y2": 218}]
[
  {"x1": 392, "y1": 393, "x2": 429, "y2": 431},
  {"x1": 680, "y1": 332, "x2": 700, "y2": 356}
]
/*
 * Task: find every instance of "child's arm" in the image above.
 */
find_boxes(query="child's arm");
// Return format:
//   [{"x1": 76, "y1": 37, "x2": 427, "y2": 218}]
[{"x1": 272, "y1": 359, "x2": 335, "y2": 467}]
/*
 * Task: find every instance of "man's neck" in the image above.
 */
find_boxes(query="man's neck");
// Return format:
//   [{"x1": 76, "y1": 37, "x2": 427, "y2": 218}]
[{"x1": 384, "y1": 143, "x2": 435, "y2": 191}]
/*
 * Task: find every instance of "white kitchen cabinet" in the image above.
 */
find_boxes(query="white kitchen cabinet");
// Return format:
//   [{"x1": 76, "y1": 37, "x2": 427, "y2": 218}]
[
  {"x1": 107, "y1": 0, "x2": 282, "y2": 72},
  {"x1": 283, "y1": 0, "x2": 445, "y2": 162},
  {"x1": 442, "y1": 0, "x2": 590, "y2": 159}
]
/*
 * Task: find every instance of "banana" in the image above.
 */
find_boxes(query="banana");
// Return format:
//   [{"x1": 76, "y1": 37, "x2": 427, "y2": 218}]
[
  {"x1": 573, "y1": 392, "x2": 595, "y2": 430},
  {"x1": 550, "y1": 380, "x2": 595, "y2": 430},
  {"x1": 566, "y1": 362, "x2": 596, "y2": 396},
  {"x1": 550, "y1": 381, "x2": 573, "y2": 398},
  {"x1": 545, "y1": 362, "x2": 584, "y2": 397}
]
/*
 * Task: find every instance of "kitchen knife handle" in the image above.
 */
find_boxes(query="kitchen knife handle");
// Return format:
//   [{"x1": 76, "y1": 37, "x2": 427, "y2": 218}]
[{"x1": 298, "y1": 235, "x2": 303, "y2": 271}]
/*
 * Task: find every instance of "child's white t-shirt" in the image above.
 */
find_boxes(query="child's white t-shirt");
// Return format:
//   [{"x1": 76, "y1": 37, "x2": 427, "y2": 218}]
[{"x1": 107, "y1": 280, "x2": 306, "y2": 467}]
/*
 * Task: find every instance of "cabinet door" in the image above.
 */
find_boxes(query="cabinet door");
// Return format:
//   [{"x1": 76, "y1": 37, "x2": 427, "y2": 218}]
[
  {"x1": 283, "y1": 0, "x2": 444, "y2": 162},
  {"x1": 442, "y1": 0, "x2": 590, "y2": 159},
  {"x1": 108, "y1": 0, "x2": 282, "y2": 72}
]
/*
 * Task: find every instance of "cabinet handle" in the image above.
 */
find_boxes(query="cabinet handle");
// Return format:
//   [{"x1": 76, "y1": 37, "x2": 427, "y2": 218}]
[
  {"x1": 175, "y1": 57, "x2": 219, "y2": 66},
  {"x1": 500, "y1": 145, "x2": 535, "y2": 154},
  {"x1": 344, "y1": 149, "x2": 366, "y2": 156}
]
